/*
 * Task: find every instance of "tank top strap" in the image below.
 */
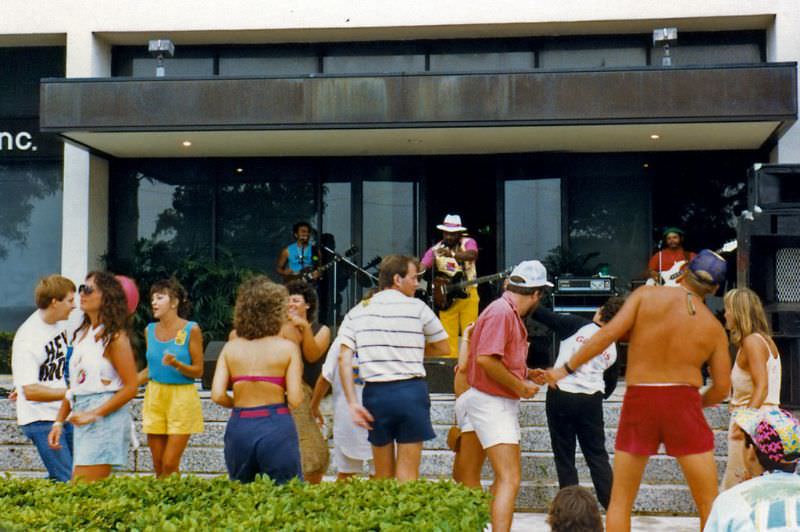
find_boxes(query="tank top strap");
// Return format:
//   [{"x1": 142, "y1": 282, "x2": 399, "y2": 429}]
[
  {"x1": 184, "y1": 321, "x2": 197, "y2": 335},
  {"x1": 753, "y1": 333, "x2": 777, "y2": 359}
]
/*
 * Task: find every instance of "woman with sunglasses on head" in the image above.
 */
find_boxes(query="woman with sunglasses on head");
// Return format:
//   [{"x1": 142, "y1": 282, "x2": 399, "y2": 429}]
[
  {"x1": 137, "y1": 278, "x2": 204, "y2": 478},
  {"x1": 47, "y1": 272, "x2": 138, "y2": 482},
  {"x1": 212, "y1": 276, "x2": 304, "y2": 484},
  {"x1": 720, "y1": 287, "x2": 782, "y2": 490}
]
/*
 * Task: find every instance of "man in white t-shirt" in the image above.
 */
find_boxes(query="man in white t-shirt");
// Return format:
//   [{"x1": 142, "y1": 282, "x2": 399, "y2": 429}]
[{"x1": 11, "y1": 275, "x2": 81, "y2": 481}]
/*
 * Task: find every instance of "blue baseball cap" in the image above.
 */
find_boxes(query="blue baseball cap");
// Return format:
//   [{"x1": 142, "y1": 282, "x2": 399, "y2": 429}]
[{"x1": 688, "y1": 249, "x2": 727, "y2": 285}]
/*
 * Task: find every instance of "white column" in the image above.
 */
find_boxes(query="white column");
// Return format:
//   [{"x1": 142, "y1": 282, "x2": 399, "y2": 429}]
[
  {"x1": 768, "y1": 4, "x2": 800, "y2": 163},
  {"x1": 60, "y1": 32, "x2": 111, "y2": 282}
]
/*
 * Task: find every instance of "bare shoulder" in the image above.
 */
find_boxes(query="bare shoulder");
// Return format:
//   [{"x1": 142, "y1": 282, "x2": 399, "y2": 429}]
[{"x1": 741, "y1": 333, "x2": 769, "y2": 352}]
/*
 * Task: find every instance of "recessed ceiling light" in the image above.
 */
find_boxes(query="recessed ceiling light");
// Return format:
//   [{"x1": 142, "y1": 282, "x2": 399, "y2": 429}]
[
  {"x1": 650, "y1": 134, "x2": 660, "y2": 140},
  {"x1": 182, "y1": 140, "x2": 192, "y2": 147},
  {"x1": 236, "y1": 168, "x2": 244, "y2": 173},
  {"x1": 643, "y1": 163, "x2": 649, "y2": 168}
]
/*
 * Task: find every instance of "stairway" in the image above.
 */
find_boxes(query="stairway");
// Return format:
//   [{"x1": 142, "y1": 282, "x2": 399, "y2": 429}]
[{"x1": 0, "y1": 385, "x2": 729, "y2": 514}]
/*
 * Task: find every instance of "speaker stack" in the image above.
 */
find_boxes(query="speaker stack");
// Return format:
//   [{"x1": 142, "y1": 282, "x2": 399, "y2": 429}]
[{"x1": 738, "y1": 163, "x2": 800, "y2": 408}]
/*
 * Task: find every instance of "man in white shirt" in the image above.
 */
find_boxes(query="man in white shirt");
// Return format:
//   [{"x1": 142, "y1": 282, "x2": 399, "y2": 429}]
[
  {"x1": 339, "y1": 255, "x2": 450, "y2": 482},
  {"x1": 11, "y1": 275, "x2": 80, "y2": 481},
  {"x1": 531, "y1": 296, "x2": 625, "y2": 509}
]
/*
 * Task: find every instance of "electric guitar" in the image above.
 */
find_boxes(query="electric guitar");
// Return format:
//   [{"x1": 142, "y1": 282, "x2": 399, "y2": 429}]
[
  {"x1": 432, "y1": 269, "x2": 511, "y2": 310},
  {"x1": 284, "y1": 245, "x2": 358, "y2": 283},
  {"x1": 646, "y1": 240, "x2": 737, "y2": 286}
]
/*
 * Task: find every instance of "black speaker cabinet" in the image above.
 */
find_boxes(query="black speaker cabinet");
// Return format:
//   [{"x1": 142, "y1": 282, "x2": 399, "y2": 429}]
[
  {"x1": 748, "y1": 163, "x2": 800, "y2": 211},
  {"x1": 776, "y1": 336, "x2": 800, "y2": 409},
  {"x1": 201, "y1": 341, "x2": 225, "y2": 390}
]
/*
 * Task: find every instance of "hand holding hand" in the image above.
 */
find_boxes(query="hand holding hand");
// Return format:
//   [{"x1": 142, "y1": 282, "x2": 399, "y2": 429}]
[
  {"x1": 349, "y1": 403, "x2": 374, "y2": 430},
  {"x1": 519, "y1": 379, "x2": 540, "y2": 399},
  {"x1": 47, "y1": 424, "x2": 63, "y2": 449},
  {"x1": 68, "y1": 410, "x2": 100, "y2": 427},
  {"x1": 544, "y1": 366, "x2": 569, "y2": 387},
  {"x1": 528, "y1": 368, "x2": 547, "y2": 385}
]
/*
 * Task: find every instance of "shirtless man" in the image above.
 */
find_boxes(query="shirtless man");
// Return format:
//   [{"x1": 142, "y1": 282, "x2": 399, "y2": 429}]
[{"x1": 538, "y1": 249, "x2": 731, "y2": 532}]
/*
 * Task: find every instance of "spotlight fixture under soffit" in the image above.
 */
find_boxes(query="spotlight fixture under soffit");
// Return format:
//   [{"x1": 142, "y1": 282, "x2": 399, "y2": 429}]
[
  {"x1": 181, "y1": 140, "x2": 192, "y2": 147},
  {"x1": 650, "y1": 134, "x2": 660, "y2": 140}
]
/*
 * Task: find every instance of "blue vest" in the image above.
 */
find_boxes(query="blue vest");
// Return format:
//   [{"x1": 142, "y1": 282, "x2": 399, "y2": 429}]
[
  {"x1": 146, "y1": 321, "x2": 196, "y2": 384},
  {"x1": 287, "y1": 242, "x2": 314, "y2": 273}
]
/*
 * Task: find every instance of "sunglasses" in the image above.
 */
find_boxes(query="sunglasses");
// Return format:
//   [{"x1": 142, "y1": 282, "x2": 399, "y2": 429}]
[{"x1": 78, "y1": 284, "x2": 96, "y2": 295}]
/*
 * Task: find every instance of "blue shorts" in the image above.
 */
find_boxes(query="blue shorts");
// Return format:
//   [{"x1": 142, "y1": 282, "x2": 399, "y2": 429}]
[
  {"x1": 73, "y1": 392, "x2": 131, "y2": 467},
  {"x1": 362, "y1": 378, "x2": 435, "y2": 446},
  {"x1": 224, "y1": 404, "x2": 303, "y2": 484}
]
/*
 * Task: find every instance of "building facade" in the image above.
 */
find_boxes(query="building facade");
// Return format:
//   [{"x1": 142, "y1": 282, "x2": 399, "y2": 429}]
[{"x1": 0, "y1": 1, "x2": 798, "y2": 329}]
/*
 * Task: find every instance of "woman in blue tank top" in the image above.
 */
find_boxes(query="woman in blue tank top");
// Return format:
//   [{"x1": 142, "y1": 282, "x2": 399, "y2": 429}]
[{"x1": 137, "y1": 278, "x2": 204, "y2": 478}]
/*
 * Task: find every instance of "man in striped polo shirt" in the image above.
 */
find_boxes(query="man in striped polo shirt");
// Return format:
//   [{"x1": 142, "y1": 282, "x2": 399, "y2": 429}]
[{"x1": 338, "y1": 254, "x2": 450, "y2": 481}]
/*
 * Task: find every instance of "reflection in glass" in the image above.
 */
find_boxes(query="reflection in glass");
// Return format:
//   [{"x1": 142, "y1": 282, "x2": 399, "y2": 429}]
[
  {"x1": 321, "y1": 182, "x2": 352, "y2": 325},
  {"x1": 0, "y1": 162, "x2": 62, "y2": 329},
  {"x1": 505, "y1": 179, "x2": 561, "y2": 268},
  {"x1": 362, "y1": 181, "x2": 415, "y2": 262}
]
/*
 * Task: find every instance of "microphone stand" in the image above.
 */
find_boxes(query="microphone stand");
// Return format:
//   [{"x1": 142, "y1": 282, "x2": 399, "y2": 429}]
[
  {"x1": 323, "y1": 245, "x2": 379, "y2": 333},
  {"x1": 657, "y1": 239, "x2": 663, "y2": 286}
]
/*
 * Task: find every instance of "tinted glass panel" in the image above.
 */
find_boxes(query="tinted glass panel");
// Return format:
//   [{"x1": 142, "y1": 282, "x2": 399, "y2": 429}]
[
  {"x1": 429, "y1": 51, "x2": 534, "y2": 72},
  {"x1": 362, "y1": 181, "x2": 415, "y2": 261},
  {"x1": 0, "y1": 47, "x2": 65, "y2": 117},
  {"x1": 539, "y1": 47, "x2": 646, "y2": 69},
  {"x1": 321, "y1": 182, "x2": 353, "y2": 324},
  {"x1": 323, "y1": 54, "x2": 425, "y2": 74},
  {"x1": 219, "y1": 49, "x2": 319, "y2": 76},
  {"x1": 0, "y1": 161, "x2": 62, "y2": 329},
  {"x1": 651, "y1": 43, "x2": 761, "y2": 66},
  {"x1": 504, "y1": 179, "x2": 561, "y2": 268}
]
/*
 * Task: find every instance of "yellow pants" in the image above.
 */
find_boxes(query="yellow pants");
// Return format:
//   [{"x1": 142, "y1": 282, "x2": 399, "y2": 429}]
[{"x1": 439, "y1": 287, "x2": 479, "y2": 357}]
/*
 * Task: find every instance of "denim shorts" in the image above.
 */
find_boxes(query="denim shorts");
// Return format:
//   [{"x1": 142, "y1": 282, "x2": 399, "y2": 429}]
[
  {"x1": 362, "y1": 378, "x2": 435, "y2": 446},
  {"x1": 73, "y1": 392, "x2": 132, "y2": 467}
]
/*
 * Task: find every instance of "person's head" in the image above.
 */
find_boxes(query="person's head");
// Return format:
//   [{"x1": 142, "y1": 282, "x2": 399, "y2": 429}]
[
  {"x1": 233, "y1": 276, "x2": 288, "y2": 340},
  {"x1": 437, "y1": 214, "x2": 467, "y2": 246},
  {"x1": 286, "y1": 279, "x2": 318, "y2": 322},
  {"x1": 378, "y1": 254, "x2": 419, "y2": 296},
  {"x1": 149, "y1": 278, "x2": 191, "y2": 320},
  {"x1": 505, "y1": 260, "x2": 552, "y2": 316},
  {"x1": 680, "y1": 249, "x2": 727, "y2": 298},
  {"x1": 723, "y1": 287, "x2": 770, "y2": 347},
  {"x1": 733, "y1": 407, "x2": 800, "y2": 478},
  {"x1": 595, "y1": 295, "x2": 626, "y2": 325},
  {"x1": 662, "y1": 227, "x2": 684, "y2": 249},
  {"x1": 78, "y1": 271, "x2": 130, "y2": 343},
  {"x1": 34, "y1": 275, "x2": 76, "y2": 320},
  {"x1": 547, "y1": 485, "x2": 603, "y2": 532},
  {"x1": 293, "y1": 222, "x2": 312, "y2": 244}
]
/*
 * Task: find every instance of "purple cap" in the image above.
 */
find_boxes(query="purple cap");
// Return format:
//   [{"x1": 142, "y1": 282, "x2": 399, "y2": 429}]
[{"x1": 688, "y1": 249, "x2": 727, "y2": 285}]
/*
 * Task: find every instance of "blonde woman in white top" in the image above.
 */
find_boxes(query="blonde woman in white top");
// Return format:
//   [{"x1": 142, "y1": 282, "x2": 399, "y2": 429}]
[
  {"x1": 47, "y1": 271, "x2": 138, "y2": 483},
  {"x1": 720, "y1": 287, "x2": 782, "y2": 490}
]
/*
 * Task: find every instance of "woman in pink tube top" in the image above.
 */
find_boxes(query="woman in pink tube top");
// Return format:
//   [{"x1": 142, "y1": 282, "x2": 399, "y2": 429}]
[{"x1": 211, "y1": 276, "x2": 304, "y2": 484}]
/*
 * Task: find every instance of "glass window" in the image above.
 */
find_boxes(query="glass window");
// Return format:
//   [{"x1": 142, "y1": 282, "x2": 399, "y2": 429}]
[
  {"x1": 0, "y1": 47, "x2": 65, "y2": 117},
  {"x1": 504, "y1": 179, "x2": 561, "y2": 268},
  {"x1": 130, "y1": 49, "x2": 214, "y2": 77},
  {"x1": 323, "y1": 54, "x2": 426, "y2": 75},
  {"x1": 219, "y1": 49, "x2": 319, "y2": 76},
  {"x1": 568, "y1": 174, "x2": 649, "y2": 287},
  {"x1": 0, "y1": 161, "x2": 62, "y2": 330},
  {"x1": 651, "y1": 43, "x2": 762, "y2": 66},
  {"x1": 429, "y1": 51, "x2": 534, "y2": 73},
  {"x1": 539, "y1": 47, "x2": 646, "y2": 69},
  {"x1": 362, "y1": 181, "x2": 415, "y2": 262},
  {"x1": 321, "y1": 182, "x2": 353, "y2": 325}
]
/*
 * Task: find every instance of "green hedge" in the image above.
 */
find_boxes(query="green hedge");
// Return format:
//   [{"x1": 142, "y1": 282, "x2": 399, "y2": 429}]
[
  {"x1": 0, "y1": 331, "x2": 13, "y2": 374},
  {"x1": 0, "y1": 476, "x2": 490, "y2": 531}
]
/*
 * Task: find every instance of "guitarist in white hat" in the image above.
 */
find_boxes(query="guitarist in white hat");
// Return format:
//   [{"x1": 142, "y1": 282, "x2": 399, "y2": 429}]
[
  {"x1": 647, "y1": 227, "x2": 696, "y2": 286},
  {"x1": 420, "y1": 214, "x2": 479, "y2": 357}
]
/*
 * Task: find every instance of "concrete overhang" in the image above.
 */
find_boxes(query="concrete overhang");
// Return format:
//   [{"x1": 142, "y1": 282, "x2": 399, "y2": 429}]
[{"x1": 40, "y1": 63, "x2": 797, "y2": 158}]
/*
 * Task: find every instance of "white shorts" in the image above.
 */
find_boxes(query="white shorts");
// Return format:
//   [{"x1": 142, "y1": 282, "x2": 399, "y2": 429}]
[
  {"x1": 460, "y1": 387, "x2": 520, "y2": 449},
  {"x1": 333, "y1": 445, "x2": 374, "y2": 475},
  {"x1": 454, "y1": 392, "x2": 474, "y2": 433}
]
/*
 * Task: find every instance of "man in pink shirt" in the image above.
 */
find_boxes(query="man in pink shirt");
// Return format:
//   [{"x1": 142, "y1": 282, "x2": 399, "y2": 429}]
[
  {"x1": 420, "y1": 214, "x2": 479, "y2": 357},
  {"x1": 459, "y1": 260, "x2": 550, "y2": 532}
]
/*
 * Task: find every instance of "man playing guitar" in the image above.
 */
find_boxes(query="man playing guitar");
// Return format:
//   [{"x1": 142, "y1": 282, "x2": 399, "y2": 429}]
[
  {"x1": 276, "y1": 221, "x2": 320, "y2": 284},
  {"x1": 647, "y1": 227, "x2": 696, "y2": 286},
  {"x1": 420, "y1": 214, "x2": 479, "y2": 358}
]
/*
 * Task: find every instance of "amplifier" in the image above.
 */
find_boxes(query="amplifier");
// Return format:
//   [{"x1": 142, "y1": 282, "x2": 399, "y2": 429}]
[{"x1": 555, "y1": 276, "x2": 615, "y2": 294}]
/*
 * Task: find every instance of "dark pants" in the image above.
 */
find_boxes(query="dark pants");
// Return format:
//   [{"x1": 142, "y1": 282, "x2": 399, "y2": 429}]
[
  {"x1": 545, "y1": 387, "x2": 613, "y2": 509},
  {"x1": 22, "y1": 421, "x2": 73, "y2": 482}
]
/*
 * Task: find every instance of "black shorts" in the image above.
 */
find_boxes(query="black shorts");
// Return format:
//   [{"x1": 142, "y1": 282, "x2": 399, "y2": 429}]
[{"x1": 362, "y1": 378, "x2": 436, "y2": 446}]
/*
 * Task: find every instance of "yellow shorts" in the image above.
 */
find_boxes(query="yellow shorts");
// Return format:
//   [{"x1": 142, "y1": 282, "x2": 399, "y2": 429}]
[{"x1": 142, "y1": 381, "x2": 204, "y2": 435}]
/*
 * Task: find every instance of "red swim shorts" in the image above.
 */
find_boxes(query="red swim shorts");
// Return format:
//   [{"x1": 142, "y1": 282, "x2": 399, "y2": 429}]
[{"x1": 615, "y1": 385, "x2": 714, "y2": 457}]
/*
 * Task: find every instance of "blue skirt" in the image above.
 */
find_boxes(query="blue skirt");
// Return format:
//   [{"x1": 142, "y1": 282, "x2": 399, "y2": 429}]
[{"x1": 73, "y1": 392, "x2": 131, "y2": 467}]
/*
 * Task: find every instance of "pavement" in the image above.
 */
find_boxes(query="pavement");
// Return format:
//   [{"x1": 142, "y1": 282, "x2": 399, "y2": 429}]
[{"x1": 509, "y1": 512, "x2": 699, "y2": 531}]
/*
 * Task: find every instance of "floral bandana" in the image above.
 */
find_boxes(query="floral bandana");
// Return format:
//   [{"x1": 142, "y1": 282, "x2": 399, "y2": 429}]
[{"x1": 733, "y1": 407, "x2": 800, "y2": 465}]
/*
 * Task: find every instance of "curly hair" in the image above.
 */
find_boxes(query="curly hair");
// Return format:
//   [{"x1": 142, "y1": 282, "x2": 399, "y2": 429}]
[
  {"x1": 74, "y1": 271, "x2": 130, "y2": 345},
  {"x1": 233, "y1": 276, "x2": 287, "y2": 340},
  {"x1": 547, "y1": 485, "x2": 603, "y2": 532},
  {"x1": 724, "y1": 287, "x2": 771, "y2": 348},
  {"x1": 285, "y1": 279, "x2": 318, "y2": 323},
  {"x1": 150, "y1": 278, "x2": 192, "y2": 318}
]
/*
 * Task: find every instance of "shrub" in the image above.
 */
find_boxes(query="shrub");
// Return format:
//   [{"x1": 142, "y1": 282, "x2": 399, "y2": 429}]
[
  {"x1": 0, "y1": 331, "x2": 13, "y2": 374},
  {"x1": 0, "y1": 476, "x2": 490, "y2": 531}
]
